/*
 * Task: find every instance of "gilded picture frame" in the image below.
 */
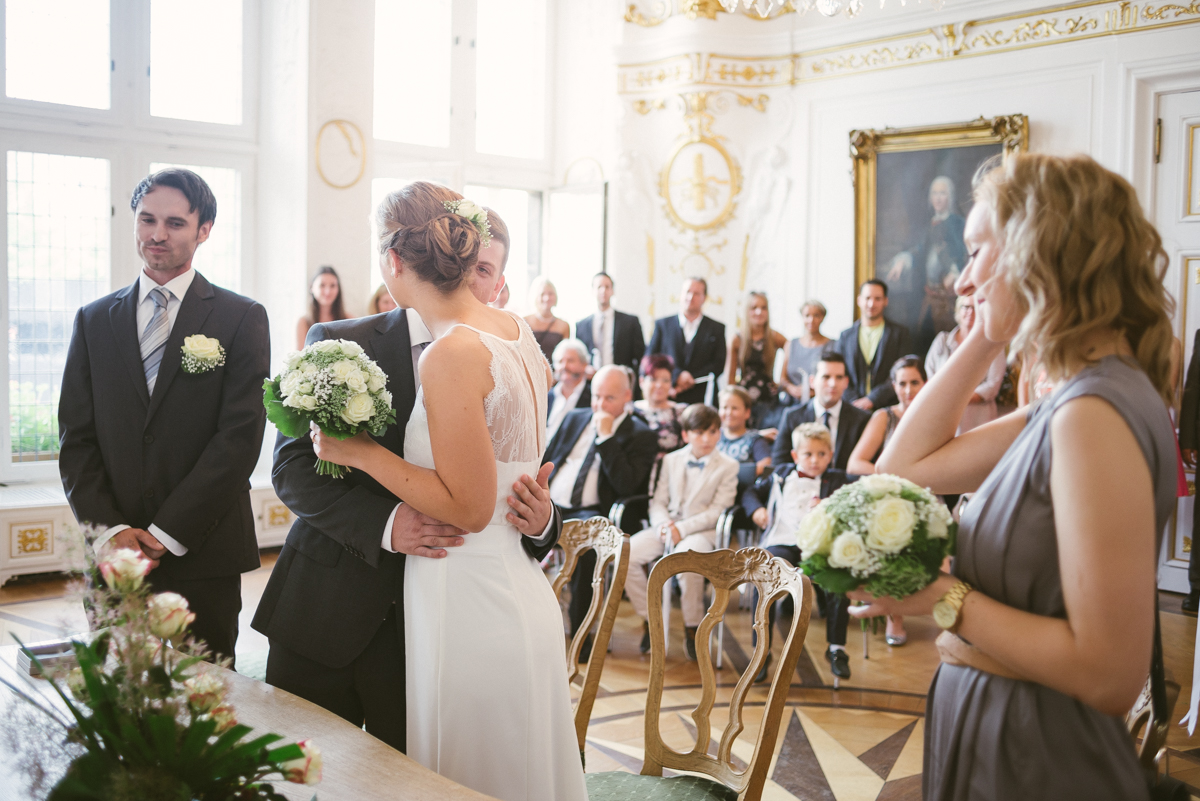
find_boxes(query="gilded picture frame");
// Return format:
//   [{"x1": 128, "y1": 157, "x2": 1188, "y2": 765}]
[{"x1": 849, "y1": 115, "x2": 1028, "y2": 354}]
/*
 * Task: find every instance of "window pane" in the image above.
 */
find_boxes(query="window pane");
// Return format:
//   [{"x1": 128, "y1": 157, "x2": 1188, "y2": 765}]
[
  {"x1": 150, "y1": 163, "x2": 241, "y2": 291},
  {"x1": 150, "y1": 0, "x2": 243, "y2": 124},
  {"x1": 7, "y1": 152, "x2": 111, "y2": 463},
  {"x1": 374, "y1": 0, "x2": 451, "y2": 147},
  {"x1": 543, "y1": 187, "x2": 605, "y2": 325},
  {"x1": 463, "y1": 184, "x2": 533, "y2": 312},
  {"x1": 6, "y1": 0, "x2": 109, "y2": 109},
  {"x1": 476, "y1": 0, "x2": 546, "y2": 159}
]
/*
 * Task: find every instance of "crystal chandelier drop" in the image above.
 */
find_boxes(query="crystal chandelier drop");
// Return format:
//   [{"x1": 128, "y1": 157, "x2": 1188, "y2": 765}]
[{"x1": 719, "y1": 0, "x2": 939, "y2": 18}]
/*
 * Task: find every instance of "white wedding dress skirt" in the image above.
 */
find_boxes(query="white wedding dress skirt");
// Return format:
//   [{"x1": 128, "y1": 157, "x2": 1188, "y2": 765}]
[{"x1": 403, "y1": 316, "x2": 588, "y2": 801}]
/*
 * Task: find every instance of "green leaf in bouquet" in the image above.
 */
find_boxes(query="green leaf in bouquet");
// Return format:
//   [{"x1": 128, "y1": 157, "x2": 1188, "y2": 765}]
[
  {"x1": 146, "y1": 713, "x2": 182, "y2": 768},
  {"x1": 48, "y1": 750, "x2": 113, "y2": 800},
  {"x1": 863, "y1": 553, "x2": 937, "y2": 599},
  {"x1": 266, "y1": 743, "x2": 305, "y2": 763},
  {"x1": 799, "y1": 555, "x2": 863, "y2": 595},
  {"x1": 179, "y1": 716, "x2": 217, "y2": 764},
  {"x1": 263, "y1": 379, "x2": 311, "y2": 440}
]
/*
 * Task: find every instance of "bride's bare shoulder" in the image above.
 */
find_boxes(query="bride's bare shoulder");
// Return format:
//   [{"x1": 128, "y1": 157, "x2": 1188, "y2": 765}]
[{"x1": 419, "y1": 327, "x2": 493, "y2": 383}]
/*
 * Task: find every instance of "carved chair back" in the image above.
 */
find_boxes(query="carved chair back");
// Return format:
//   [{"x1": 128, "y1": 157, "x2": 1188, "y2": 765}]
[
  {"x1": 550, "y1": 516, "x2": 630, "y2": 753},
  {"x1": 642, "y1": 548, "x2": 811, "y2": 801}
]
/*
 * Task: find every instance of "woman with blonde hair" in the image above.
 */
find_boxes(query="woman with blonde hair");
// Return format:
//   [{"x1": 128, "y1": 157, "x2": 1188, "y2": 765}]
[
  {"x1": 853, "y1": 154, "x2": 1176, "y2": 800},
  {"x1": 366, "y1": 283, "x2": 398, "y2": 316},
  {"x1": 726, "y1": 291, "x2": 787, "y2": 428},
  {"x1": 778, "y1": 299, "x2": 831, "y2": 405},
  {"x1": 524, "y1": 276, "x2": 570, "y2": 361},
  {"x1": 311, "y1": 182, "x2": 587, "y2": 801}
]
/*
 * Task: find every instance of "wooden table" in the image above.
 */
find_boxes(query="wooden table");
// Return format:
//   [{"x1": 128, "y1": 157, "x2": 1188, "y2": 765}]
[{"x1": 0, "y1": 644, "x2": 497, "y2": 800}]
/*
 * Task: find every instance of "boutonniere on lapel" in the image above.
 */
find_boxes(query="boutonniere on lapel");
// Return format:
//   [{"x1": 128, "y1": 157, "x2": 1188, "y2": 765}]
[{"x1": 180, "y1": 334, "x2": 226, "y2": 374}]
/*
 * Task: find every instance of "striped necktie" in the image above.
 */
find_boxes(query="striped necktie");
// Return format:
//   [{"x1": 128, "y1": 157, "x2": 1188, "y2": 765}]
[{"x1": 140, "y1": 286, "x2": 172, "y2": 395}]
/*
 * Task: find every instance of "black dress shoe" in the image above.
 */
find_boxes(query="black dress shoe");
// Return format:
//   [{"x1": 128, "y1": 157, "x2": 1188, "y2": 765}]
[
  {"x1": 684, "y1": 626, "x2": 698, "y2": 661},
  {"x1": 753, "y1": 652, "x2": 773, "y2": 684},
  {"x1": 1184, "y1": 591, "x2": 1200, "y2": 616},
  {"x1": 640, "y1": 621, "x2": 651, "y2": 654},
  {"x1": 825, "y1": 646, "x2": 851, "y2": 680}
]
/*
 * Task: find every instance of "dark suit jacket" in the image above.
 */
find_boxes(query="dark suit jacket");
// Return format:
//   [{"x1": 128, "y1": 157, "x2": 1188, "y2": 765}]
[
  {"x1": 576, "y1": 309, "x2": 646, "y2": 375},
  {"x1": 252, "y1": 310, "x2": 562, "y2": 669},
  {"x1": 543, "y1": 409, "x2": 659, "y2": 513},
  {"x1": 547, "y1": 381, "x2": 591, "y2": 419},
  {"x1": 58, "y1": 272, "x2": 269, "y2": 580},
  {"x1": 1181, "y1": 329, "x2": 1200, "y2": 449},
  {"x1": 835, "y1": 320, "x2": 913, "y2": 409},
  {"x1": 742, "y1": 464, "x2": 856, "y2": 518},
  {"x1": 646, "y1": 314, "x2": 727, "y2": 404},
  {"x1": 771, "y1": 399, "x2": 871, "y2": 472}
]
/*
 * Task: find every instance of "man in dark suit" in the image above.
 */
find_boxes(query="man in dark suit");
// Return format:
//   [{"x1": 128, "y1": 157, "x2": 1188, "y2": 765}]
[
  {"x1": 646, "y1": 277, "x2": 726, "y2": 405},
  {"x1": 835, "y1": 279, "x2": 913, "y2": 411},
  {"x1": 252, "y1": 208, "x2": 560, "y2": 752},
  {"x1": 576, "y1": 273, "x2": 645, "y2": 377},
  {"x1": 59, "y1": 169, "x2": 270, "y2": 663},
  {"x1": 770, "y1": 352, "x2": 871, "y2": 470},
  {"x1": 547, "y1": 338, "x2": 591, "y2": 442},
  {"x1": 544, "y1": 365, "x2": 658, "y2": 634},
  {"x1": 1179, "y1": 330, "x2": 1200, "y2": 613}
]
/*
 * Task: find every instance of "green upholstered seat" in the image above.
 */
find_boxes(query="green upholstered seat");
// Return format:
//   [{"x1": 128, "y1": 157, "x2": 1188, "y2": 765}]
[{"x1": 584, "y1": 772, "x2": 739, "y2": 801}]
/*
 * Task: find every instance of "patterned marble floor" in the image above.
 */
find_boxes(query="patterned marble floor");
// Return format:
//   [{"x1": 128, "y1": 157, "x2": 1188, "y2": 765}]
[{"x1": 3, "y1": 554, "x2": 1200, "y2": 800}]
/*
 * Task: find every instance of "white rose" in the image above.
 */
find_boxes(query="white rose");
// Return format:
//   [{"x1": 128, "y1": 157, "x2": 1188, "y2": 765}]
[
  {"x1": 98, "y1": 548, "x2": 152, "y2": 593},
  {"x1": 865, "y1": 496, "x2": 916, "y2": 553},
  {"x1": 283, "y1": 351, "x2": 303, "y2": 370},
  {"x1": 345, "y1": 369, "x2": 368, "y2": 394},
  {"x1": 925, "y1": 503, "x2": 953, "y2": 539},
  {"x1": 312, "y1": 340, "x2": 342, "y2": 354},
  {"x1": 327, "y1": 360, "x2": 359, "y2": 385},
  {"x1": 828, "y1": 532, "x2": 872, "y2": 572},
  {"x1": 279, "y1": 372, "x2": 305, "y2": 399},
  {"x1": 858, "y1": 474, "x2": 902, "y2": 497},
  {"x1": 301, "y1": 361, "x2": 319, "y2": 376},
  {"x1": 184, "y1": 673, "x2": 225, "y2": 715},
  {"x1": 341, "y1": 393, "x2": 375, "y2": 425},
  {"x1": 378, "y1": 389, "x2": 392, "y2": 408},
  {"x1": 182, "y1": 334, "x2": 221, "y2": 362},
  {"x1": 367, "y1": 373, "x2": 387, "y2": 393},
  {"x1": 339, "y1": 341, "x2": 364, "y2": 357},
  {"x1": 147, "y1": 592, "x2": 195, "y2": 639},
  {"x1": 283, "y1": 393, "x2": 318, "y2": 411},
  {"x1": 455, "y1": 199, "x2": 483, "y2": 220},
  {"x1": 283, "y1": 739, "x2": 323, "y2": 786},
  {"x1": 796, "y1": 506, "x2": 836, "y2": 559}
]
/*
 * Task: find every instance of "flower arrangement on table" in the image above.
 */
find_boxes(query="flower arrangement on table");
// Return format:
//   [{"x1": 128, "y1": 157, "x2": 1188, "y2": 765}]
[
  {"x1": 796, "y1": 474, "x2": 956, "y2": 598},
  {"x1": 0, "y1": 548, "x2": 321, "y2": 801},
  {"x1": 263, "y1": 339, "x2": 396, "y2": 478}
]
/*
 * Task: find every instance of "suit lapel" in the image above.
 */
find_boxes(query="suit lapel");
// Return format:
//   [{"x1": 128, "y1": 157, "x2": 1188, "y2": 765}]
[
  {"x1": 368, "y1": 310, "x2": 414, "y2": 456},
  {"x1": 669, "y1": 317, "x2": 687, "y2": 366},
  {"x1": 835, "y1": 409, "x2": 854, "y2": 465},
  {"x1": 683, "y1": 456, "x2": 717, "y2": 510},
  {"x1": 870, "y1": 324, "x2": 893, "y2": 381},
  {"x1": 145, "y1": 273, "x2": 214, "y2": 426},
  {"x1": 549, "y1": 411, "x2": 592, "y2": 483},
  {"x1": 109, "y1": 281, "x2": 149, "y2": 408}
]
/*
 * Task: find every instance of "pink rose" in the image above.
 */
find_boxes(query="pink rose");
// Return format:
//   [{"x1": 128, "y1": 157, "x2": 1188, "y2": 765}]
[
  {"x1": 97, "y1": 548, "x2": 152, "y2": 593},
  {"x1": 147, "y1": 592, "x2": 195, "y2": 639},
  {"x1": 282, "y1": 739, "x2": 323, "y2": 786}
]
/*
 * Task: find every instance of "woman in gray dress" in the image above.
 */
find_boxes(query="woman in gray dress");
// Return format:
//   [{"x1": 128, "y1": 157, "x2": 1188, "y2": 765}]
[{"x1": 850, "y1": 153, "x2": 1176, "y2": 800}]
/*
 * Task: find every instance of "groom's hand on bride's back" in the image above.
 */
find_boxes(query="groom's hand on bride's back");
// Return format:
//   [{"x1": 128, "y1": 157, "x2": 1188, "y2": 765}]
[
  {"x1": 391, "y1": 503, "x2": 466, "y2": 559},
  {"x1": 506, "y1": 463, "x2": 555, "y2": 538}
]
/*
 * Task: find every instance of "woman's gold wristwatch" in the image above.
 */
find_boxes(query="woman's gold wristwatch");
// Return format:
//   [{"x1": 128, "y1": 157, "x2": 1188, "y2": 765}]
[{"x1": 932, "y1": 581, "x2": 974, "y2": 631}]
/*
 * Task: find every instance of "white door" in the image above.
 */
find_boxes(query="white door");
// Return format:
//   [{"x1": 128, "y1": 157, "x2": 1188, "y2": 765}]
[{"x1": 1157, "y1": 89, "x2": 1200, "y2": 592}]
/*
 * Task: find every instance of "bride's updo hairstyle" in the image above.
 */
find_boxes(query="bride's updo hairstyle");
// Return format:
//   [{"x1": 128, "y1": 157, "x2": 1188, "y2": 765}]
[
  {"x1": 375, "y1": 181, "x2": 481, "y2": 293},
  {"x1": 974, "y1": 153, "x2": 1174, "y2": 402}
]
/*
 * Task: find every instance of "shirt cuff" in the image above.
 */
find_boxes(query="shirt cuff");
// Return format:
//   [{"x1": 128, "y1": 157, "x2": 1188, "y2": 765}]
[
  {"x1": 527, "y1": 508, "x2": 555, "y2": 545},
  {"x1": 92, "y1": 524, "x2": 129, "y2": 554},
  {"x1": 382, "y1": 503, "x2": 402, "y2": 553},
  {"x1": 149, "y1": 524, "x2": 188, "y2": 556}
]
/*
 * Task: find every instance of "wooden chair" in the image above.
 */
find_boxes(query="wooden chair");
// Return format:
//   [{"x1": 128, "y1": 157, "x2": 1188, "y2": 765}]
[
  {"x1": 549, "y1": 516, "x2": 631, "y2": 756},
  {"x1": 585, "y1": 548, "x2": 812, "y2": 801}
]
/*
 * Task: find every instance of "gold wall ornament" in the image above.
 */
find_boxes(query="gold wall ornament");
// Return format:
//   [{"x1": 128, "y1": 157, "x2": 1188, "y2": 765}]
[
  {"x1": 315, "y1": 119, "x2": 367, "y2": 190},
  {"x1": 10, "y1": 521, "x2": 53, "y2": 557},
  {"x1": 735, "y1": 93, "x2": 771, "y2": 112},
  {"x1": 1189, "y1": 124, "x2": 1200, "y2": 217},
  {"x1": 633, "y1": 98, "x2": 669, "y2": 115},
  {"x1": 646, "y1": 233, "x2": 657, "y2": 285},
  {"x1": 682, "y1": 0, "x2": 724, "y2": 19},
  {"x1": 808, "y1": 41, "x2": 937, "y2": 77},
  {"x1": 660, "y1": 136, "x2": 742, "y2": 232},
  {"x1": 739, "y1": 234, "x2": 750, "y2": 291},
  {"x1": 626, "y1": 1, "x2": 672, "y2": 25},
  {"x1": 1143, "y1": 0, "x2": 1200, "y2": 18},
  {"x1": 850, "y1": 115, "x2": 1029, "y2": 319}
]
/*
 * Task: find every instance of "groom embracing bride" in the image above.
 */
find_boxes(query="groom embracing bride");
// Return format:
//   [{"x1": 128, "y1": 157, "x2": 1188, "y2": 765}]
[{"x1": 250, "y1": 189, "x2": 583, "y2": 801}]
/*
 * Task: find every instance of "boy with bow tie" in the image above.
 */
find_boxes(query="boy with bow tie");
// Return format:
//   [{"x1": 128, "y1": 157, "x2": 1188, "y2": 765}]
[{"x1": 625, "y1": 404, "x2": 739, "y2": 660}]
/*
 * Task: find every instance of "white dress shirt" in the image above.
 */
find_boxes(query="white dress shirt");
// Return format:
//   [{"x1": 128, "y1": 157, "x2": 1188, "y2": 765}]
[
  {"x1": 93, "y1": 269, "x2": 199, "y2": 557},
  {"x1": 592, "y1": 307, "x2": 615, "y2": 366},
  {"x1": 678, "y1": 313, "x2": 701, "y2": 344},
  {"x1": 547, "y1": 379, "x2": 586, "y2": 441},
  {"x1": 381, "y1": 311, "x2": 555, "y2": 552},
  {"x1": 549, "y1": 411, "x2": 628, "y2": 509},
  {"x1": 811, "y1": 397, "x2": 842, "y2": 450},
  {"x1": 762, "y1": 471, "x2": 822, "y2": 548}
]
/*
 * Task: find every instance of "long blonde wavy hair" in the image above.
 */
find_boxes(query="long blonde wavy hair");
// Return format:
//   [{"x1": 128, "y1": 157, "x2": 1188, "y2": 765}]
[{"x1": 974, "y1": 153, "x2": 1174, "y2": 402}]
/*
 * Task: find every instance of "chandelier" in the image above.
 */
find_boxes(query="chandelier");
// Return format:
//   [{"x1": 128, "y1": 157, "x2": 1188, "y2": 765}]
[{"x1": 718, "y1": 0, "x2": 940, "y2": 18}]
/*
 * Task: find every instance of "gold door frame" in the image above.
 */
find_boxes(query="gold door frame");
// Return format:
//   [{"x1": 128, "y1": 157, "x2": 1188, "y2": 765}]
[{"x1": 849, "y1": 114, "x2": 1029, "y2": 315}]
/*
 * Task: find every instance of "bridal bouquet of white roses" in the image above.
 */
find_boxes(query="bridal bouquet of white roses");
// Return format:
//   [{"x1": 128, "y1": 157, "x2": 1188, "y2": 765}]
[
  {"x1": 263, "y1": 339, "x2": 396, "y2": 478},
  {"x1": 796, "y1": 474, "x2": 956, "y2": 598}
]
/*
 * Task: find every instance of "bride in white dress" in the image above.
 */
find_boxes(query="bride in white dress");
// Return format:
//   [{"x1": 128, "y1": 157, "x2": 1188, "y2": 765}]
[{"x1": 311, "y1": 182, "x2": 588, "y2": 801}]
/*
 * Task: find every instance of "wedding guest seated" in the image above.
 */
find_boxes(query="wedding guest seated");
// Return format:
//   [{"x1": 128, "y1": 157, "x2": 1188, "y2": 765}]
[
  {"x1": 625, "y1": 404, "x2": 738, "y2": 660},
  {"x1": 296, "y1": 265, "x2": 349, "y2": 349},
  {"x1": 925, "y1": 295, "x2": 1006, "y2": 433},
  {"x1": 834, "y1": 280, "x2": 912, "y2": 411},
  {"x1": 366, "y1": 283, "x2": 398, "y2": 316},
  {"x1": 544, "y1": 365, "x2": 659, "y2": 638},
  {"x1": 547, "y1": 338, "x2": 592, "y2": 441},
  {"x1": 633, "y1": 353, "x2": 688, "y2": 470},
  {"x1": 525, "y1": 276, "x2": 571, "y2": 362},
  {"x1": 772, "y1": 352, "x2": 871, "y2": 470},
  {"x1": 716, "y1": 386, "x2": 772, "y2": 495},
  {"x1": 745, "y1": 423, "x2": 856, "y2": 682},
  {"x1": 646, "y1": 277, "x2": 727, "y2": 404},
  {"x1": 778, "y1": 300, "x2": 832, "y2": 407},
  {"x1": 847, "y1": 355, "x2": 929, "y2": 647},
  {"x1": 726, "y1": 291, "x2": 788, "y2": 429}
]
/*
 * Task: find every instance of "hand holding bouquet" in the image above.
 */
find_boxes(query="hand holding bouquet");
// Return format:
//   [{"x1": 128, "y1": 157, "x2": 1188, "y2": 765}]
[
  {"x1": 264, "y1": 339, "x2": 396, "y2": 478},
  {"x1": 797, "y1": 474, "x2": 956, "y2": 598}
]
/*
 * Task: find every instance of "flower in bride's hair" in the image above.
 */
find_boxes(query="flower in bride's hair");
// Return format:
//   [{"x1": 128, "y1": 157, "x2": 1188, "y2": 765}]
[
  {"x1": 98, "y1": 548, "x2": 152, "y2": 593},
  {"x1": 442, "y1": 199, "x2": 492, "y2": 247}
]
